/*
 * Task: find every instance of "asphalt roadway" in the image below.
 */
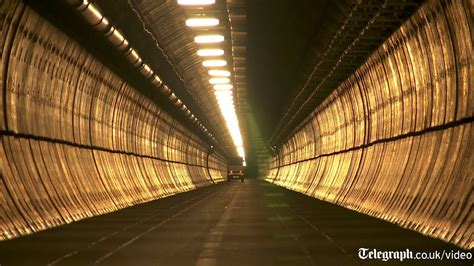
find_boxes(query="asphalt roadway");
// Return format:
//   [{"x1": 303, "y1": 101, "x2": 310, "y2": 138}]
[{"x1": 0, "y1": 179, "x2": 470, "y2": 265}]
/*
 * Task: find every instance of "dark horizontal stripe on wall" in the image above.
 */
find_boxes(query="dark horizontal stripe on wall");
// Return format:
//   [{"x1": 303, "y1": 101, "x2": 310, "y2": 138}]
[
  {"x1": 272, "y1": 116, "x2": 474, "y2": 169},
  {"x1": 0, "y1": 130, "x2": 221, "y2": 171}
]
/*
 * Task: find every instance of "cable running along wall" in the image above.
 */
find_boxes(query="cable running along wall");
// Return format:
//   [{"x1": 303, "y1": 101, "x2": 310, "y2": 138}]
[
  {"x1": 266, "y1": 0, "x2": 473, "y2": 249},
  {"x1": 0, "y1": 1, "x2": 227, "y2": 240}
]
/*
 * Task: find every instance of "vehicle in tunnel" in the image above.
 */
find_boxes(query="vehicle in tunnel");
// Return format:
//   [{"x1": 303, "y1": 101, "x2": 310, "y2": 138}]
[{"x1": 227, "y1": 156, "x2": 245, "y2": 182}]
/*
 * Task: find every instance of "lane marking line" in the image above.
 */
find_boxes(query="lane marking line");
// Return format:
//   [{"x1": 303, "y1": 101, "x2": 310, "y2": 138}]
[{"x1": 295, "y1": 213, "x2": 361, "y2": 265}]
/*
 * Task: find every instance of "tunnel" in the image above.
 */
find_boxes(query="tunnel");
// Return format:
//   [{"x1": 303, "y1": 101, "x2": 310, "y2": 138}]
[{"x1": 0, "y1": 0, "x2": 472, "y2": 265}]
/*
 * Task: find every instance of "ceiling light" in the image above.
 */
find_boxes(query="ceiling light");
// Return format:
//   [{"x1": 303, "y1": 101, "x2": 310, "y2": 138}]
[
  {"x1": 216, "y1": 98, "x2": 233, "y2": 103},
  {"x1": 195, "y1": 35, "x2": 224, "y2": 43},
  {"x1": 215, "y1": 90, "x2": 232, "y2": 96},
  {"x1": 218, "y1": 101, "x2": 234, "y2": 106},
  {"x1": 215, "y1": 95, "x2": 233, "y2": 100},
  {"x1": 214, "y1": 84, "x2": 233, "y2": 90},
  {"x1": 178, "y1": 0, "x2": 215, "y2": 5},
  {"x1": 186, "y1": 18, "x2": 219, "y2": 27},
  {"x1": 209, "y1": 77, "x2": 230, "y2": 84},
  {"x1": 203, "y1": 60, "x2": 227, "y2": 67},
  {"x1": 214, "y1": 91, "x2": 233, "y2": 100},
  {"x1": 217, "y1": 95, "x2": 232, "y2": 101},
  {"x1": 209, "y1": 70, "x2": 231, "y2": 76},
  {"x1": 237, "y1": 146, "x2": 245, "y2": 157},
  {"x1": 219, "y1": 104, "x2": 234, "y2": 109},
  {"x1": 220, "y1": 108, "x2": 235, "y2": 115},
  {"x1": 219, "y1": 97, "x2": 233, "y2": 102},
  {"x1": 197, "y1": 49, "x2": 224, "y2": 57}
]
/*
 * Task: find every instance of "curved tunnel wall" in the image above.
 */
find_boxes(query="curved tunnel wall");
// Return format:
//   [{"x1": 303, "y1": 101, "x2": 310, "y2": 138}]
[
  {"x1": 266, "y1": 0, "x2": 473, "y2": 249},
  {"x1": 0, "y1": 2, "x2": 227, "y2": 240}
]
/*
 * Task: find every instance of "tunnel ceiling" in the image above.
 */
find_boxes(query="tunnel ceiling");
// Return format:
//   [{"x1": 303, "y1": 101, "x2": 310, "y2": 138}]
[{"x1": 73, "y1": 0, "x2": 245, "y2": 157}]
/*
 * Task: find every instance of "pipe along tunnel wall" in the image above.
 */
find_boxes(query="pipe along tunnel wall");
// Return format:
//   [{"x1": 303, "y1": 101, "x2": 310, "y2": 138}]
[
  {"x1": 266, "y1": 0, "x2": 473, "y2": 250},
  {"x1": 0, "y1": 1, "x2": 227, "y2": 240}
]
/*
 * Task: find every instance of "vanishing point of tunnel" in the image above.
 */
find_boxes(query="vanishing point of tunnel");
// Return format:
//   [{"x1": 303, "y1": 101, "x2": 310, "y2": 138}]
[{"x1": 0, "y1": 0, "x2": 473, "y2": 265}]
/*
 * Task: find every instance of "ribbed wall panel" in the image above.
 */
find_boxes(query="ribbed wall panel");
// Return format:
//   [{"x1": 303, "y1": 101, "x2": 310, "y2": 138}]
[{"x1": 266, "y1": 0, "x2": 473, "y2": 249}]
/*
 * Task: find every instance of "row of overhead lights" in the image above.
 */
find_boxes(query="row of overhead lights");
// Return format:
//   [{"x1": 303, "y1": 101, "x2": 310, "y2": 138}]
[
  {"x1": 64, "y1": 0, "x2": 217, "y2": 142},
  {"x1": 178, "y1": 0, "x2": 246, "y2": 163}
]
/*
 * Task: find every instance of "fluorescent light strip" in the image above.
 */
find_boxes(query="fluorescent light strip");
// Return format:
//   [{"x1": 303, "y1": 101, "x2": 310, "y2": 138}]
[
  {"x1": 216, "y1": 97, "x2": 232, "y2": 102},
  {"x1": 186, "y1": 18, "x2": 219, "y2": 27},
  {"x1": 178, "y1": 0, "x2": 215, "y2": 5},
  {"x1": 216, "y1": 97, "x2": 233, "y2": 102},
  {"x1": 237, "y1": 146, "x2": 245, "y2": 157},
  {"x1": 177, "y1": 4, "x2": 244, "y2": 158},
  {"x1": 198, "y1": 49, "x2": 224, "y2": 57},
  {"x1": 209, "y1": 70, "x2": 231, "y2": 76},
  {"x1": 209, "y1": 77, "x2": 230, "y2": 84},
  {"x1": 214, "y1": 90, "x2": 232, "y2": 96},
  {"x1": 195, "y1": 35, "x2": 224, "y2": 43},
  {"x1": 218, "y1": 101, "x2": 233, "y2": 105},
  {"x1": 203, "y1": 60, "x2": 227, "y2": 67},
  {"x1": 214, "y1": 84, "x2": 233, "y2": 90}
]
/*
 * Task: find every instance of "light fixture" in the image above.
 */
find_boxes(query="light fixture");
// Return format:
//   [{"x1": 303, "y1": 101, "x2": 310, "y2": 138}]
[
  {"x1": 178, "y1": 0, "x2": 244, "y2": 160},
  {"x1": 218, "y1": 102, "x2": 234, "y2": 108},
  {"x1": 213, "y1": 84, "x2": 233, "y2": 90},
  {"x1": 215, "y1": 98, "x2": 233, "y2": 103},
  {"x1": 215, "y1": 95, "x2": 233, "y2": 101},
  {"x1": 209, "y1": 69, "x2": 231, "y2": 76},
  {"x1": 178, "y1": 0, "x2": 215, "y2": 5},
  {"x1": 195, "y1": 35, "x2": 224, "y2": 43},
  {"x1": 214, "y1": 90, "x2": 232, "y2": 96},
  {"x1": 209, "y1": 77, "x2": 230, "y2": 84},
  {"x1": 220, "y1": 108, "x2": 235, "y2": 114},
  {"x1": 218, "y1": 104, "x2": 233, "y2": 108},
  {"x1": 197, "y1": 49, "x2": 224, "y2": 57},
  {"x1": 214, "y1": 91, "x2": 233, "y2": 98},
  {"x1": 203, "y1": 60, "x2": 227, "y2": 67},
  {"x1": 215, "y1": 95, "x2": 233, "y2": 100},
  {"x1": 186, "y1": 18, "x2": 219, "y2": 27},
  {"x1": 217, "y1": 100, "x2": 233, "y2": 105},
  {"x1": 237, "y1": 146, "x2": 245, "y2": 157}
]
